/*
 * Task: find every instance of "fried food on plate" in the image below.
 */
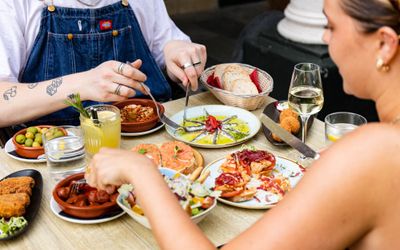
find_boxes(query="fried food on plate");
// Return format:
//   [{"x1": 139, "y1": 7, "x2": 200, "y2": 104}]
[
  {"x1": 272, "y1": 108, "x2": 301, "y2": 142},
  {"x1": 0, "y1": 193, "x2": 31, "y2": 218},
  {"x1": 0, "y1": 176, "x2": 35, "y2": 196}
]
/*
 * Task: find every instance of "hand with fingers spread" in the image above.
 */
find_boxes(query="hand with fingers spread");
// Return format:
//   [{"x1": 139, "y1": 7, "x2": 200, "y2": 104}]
[
  {"x1": 163, "y1": 40, "x2": 207, "y2": 91},
  {"x1": 80, "y1": 59, "x2": 148, "y2": 102}
]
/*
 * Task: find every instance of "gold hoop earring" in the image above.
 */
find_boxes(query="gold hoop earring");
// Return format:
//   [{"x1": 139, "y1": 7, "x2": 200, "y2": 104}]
[{"x1": 376, "y1": 58, "x2": 390, "y2": 72}]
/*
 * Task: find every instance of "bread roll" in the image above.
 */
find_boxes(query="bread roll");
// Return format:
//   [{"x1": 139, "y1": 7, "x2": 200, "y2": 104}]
[{"x1": 230, "y1": 79, "x2": 258, "y2": 95}]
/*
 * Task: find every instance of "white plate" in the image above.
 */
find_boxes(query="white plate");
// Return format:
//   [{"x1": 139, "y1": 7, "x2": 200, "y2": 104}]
[
  {"x1": 4, "y1": 128, "x2": 83, "y2": 164},
  {"x1": 165, "y1": 105, "x2": 261, "y2": 148},
  {"x1": 117, "y1": 168, "x2": 217, "y2": 229},
  {"x1": 121, "y1": 122, "x2": 165, "y2": 137},
  {"x1": 4, "y1": 138, "x2": 46, "y2": 163},
  {"x1": 50, "y1": 197, "x2": 125, "y2": 224},
  {"x1": 202, "y1": 155, "x2": 304, "y2": 209}
]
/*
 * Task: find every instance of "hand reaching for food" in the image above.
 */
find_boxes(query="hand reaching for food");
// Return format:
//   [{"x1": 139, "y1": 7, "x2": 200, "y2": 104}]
[
  {"x1": 85, "y1": 148, "x2": 157, "y2": 192},
  {"x1": 163, "y1": 40, "x2": 207, "y2": 91}
]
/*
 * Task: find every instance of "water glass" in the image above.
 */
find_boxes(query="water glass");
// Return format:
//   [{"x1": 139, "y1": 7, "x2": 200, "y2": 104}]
[
  {"x1": 325, "y1": 112, "x2": 367, "y2": 144},
  {"x1": 43, "y1": 126, "x2": 86, "y2": 181},
  {"x1": 80, "y1": 104, "x2": 121, "y2": 158}
]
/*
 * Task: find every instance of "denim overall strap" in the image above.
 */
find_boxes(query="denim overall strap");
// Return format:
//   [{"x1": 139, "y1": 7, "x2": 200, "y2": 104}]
[{"x1": 20, "y1": 2, "x2": 171, "y2": 127}]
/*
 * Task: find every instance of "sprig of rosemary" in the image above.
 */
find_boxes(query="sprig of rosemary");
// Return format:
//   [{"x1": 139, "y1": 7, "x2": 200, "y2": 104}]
[{"x1": 64, "y1": 93, "x2": 90, "y2": 118}]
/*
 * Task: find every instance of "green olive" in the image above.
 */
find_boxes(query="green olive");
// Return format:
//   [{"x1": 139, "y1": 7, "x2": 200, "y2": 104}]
[
  {"x1": 34, "y1": 134, "x2": 43, "y2": 144},
  {"x1": 32, "y1": 141, "x2": 41, "y2": 148},
  {"x1": 16, "y1": 134, "x2": 26, "y2": 144},
  {"x1": 53, "y1": 130, "x2": 65, "y2": 138},
  {"x1": 27, "y1": 127, "x2": 38, "y2": 134},
  {"x1": 24, "y1": 138, "x2": 33, "y2": 147}
]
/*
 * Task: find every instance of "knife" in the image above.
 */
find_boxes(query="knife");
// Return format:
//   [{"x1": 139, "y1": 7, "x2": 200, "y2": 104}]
[
  {"x1": 260, "y1": 113, "x2": 320, "y2": 160},
  {"x1": 182, "y1": 83, "x2": 190, "y2": 126}
]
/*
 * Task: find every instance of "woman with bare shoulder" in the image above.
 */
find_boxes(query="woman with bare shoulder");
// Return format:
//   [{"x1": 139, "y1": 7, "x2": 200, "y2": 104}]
[{"x1": 86, "y1": 0, "x2": 400, "y2": 248}]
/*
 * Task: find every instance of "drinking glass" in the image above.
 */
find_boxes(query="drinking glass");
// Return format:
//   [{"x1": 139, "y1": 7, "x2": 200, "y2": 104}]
[
  {"x1": 325, "y1": 112, "x2": 367, "y2": 144},
  {"x1": 80, "y1": 104, "x2": 121, "y2": 158},
  {"x1": 288, "y1": 63, "x2": 324, "y2": 144},
  {"x1": 43, "y1": 126, "x2": 86, "y2": 181}
]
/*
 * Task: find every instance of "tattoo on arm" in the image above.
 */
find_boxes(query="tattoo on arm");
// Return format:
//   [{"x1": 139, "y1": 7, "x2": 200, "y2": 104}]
[
  {"x1": 3, "y1": 86, "x2": 17, "y2": 101},
  {"x1": 46, "y1": 77, "x2": 63, "y2": 96},
  {"x1": 28, "y1": 82, "x2": 39, "y2": 89}
]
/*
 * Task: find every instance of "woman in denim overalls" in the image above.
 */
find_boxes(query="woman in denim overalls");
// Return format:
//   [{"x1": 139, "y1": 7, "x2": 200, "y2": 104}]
[{"x1": 0, "y1": 0, "x2": 206, "y2": 128}]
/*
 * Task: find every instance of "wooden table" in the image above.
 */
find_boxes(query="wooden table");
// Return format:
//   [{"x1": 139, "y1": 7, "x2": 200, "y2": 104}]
[{"x1": 0, "y1": 92, "x2": 326, "y2": 249}]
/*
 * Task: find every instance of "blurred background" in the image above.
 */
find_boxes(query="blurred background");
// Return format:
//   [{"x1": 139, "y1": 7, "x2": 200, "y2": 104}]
[{"x1": 166, "y1": 0, "x2": 378, "y2": 122}]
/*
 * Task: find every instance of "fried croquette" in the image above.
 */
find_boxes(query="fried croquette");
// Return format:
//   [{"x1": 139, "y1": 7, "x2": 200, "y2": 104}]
[
  {"x1": 0, "y1": 193, "x2": 31, "y2": 218},
  {"x1": 0, "y1": 176, "x2": 35, "y2": 196},
  {"x1": 281, "y1": 116, "x2": 301, "y2": 134},
  {"x1": 272, "y1": 108, "x2": 301, "y2": 142},
  {"x1": 279, "y1": 109, "x2": 298, "y2": 122}
]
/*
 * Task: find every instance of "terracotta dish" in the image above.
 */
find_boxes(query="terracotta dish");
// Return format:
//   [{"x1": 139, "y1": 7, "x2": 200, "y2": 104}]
[
  {"x1": 12, "y1": 125, "x2": 66, "y2": 159},
  {"x1": 113, "y1": 99, "x2": 164, "y2": 133},
  {"x1": 52, "y1": 173, "x2": 120, "y2": 219}
]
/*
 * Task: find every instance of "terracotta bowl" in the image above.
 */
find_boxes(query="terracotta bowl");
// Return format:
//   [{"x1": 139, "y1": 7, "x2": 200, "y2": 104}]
[
  {"x1": 113, "y1": 99, "x2": 165, "y2": 133},
  {"x1": 12, "y1": 125, "x2": 66, "y2": 159},
  {"x1": 53, "y1": 173, "x2": 120, "y2": 219}
]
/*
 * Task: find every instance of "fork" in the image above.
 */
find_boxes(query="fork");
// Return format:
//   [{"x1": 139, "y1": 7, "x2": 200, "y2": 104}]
[
  {"x1": 138, "y1": 82, "x2": 188, "y2": 131},
  {"x1": 125, "y1": 61, "x2": 185, "y2": 131},
  {"x1": 70, "y1": 178, "x2": 86, "y2": 194},
  {"x1": 182, "y1": 83, "x2": 190, "y2": 126}
]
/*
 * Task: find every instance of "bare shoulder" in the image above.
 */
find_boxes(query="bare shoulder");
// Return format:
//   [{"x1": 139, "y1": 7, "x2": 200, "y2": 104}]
[{"x1": 318, "y1": 123, "x2": 400, "y2": 172}]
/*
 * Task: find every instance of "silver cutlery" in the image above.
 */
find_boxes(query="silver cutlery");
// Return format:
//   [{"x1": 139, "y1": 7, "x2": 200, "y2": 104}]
[
  {"x1": 260, "y1": 113, "x2": 320, "y2": 160},
  {"x1": 183, "y1": 83, "x2": 190, "y2": 126}
]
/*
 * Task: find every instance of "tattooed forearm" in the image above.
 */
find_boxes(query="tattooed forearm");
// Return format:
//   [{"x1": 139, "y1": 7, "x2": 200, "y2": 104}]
[
  {"x1": 28, "y1": 82, "x2": 39, "y2": 89},
  {"x1": 3, "y1": 86, "x2": 17, "y2": 101},
  {"x1": 46, "y1": 77, "x2": 63, "y2": 96}
]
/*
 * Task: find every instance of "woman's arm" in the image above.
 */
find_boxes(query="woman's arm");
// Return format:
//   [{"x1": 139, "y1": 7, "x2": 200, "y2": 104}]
[
  {"x1": 0, "y1": 60, "x2": 146, "y2": 127},
  {"x1": 87, "y1": 149, "x2": 215, "y2": 250}
]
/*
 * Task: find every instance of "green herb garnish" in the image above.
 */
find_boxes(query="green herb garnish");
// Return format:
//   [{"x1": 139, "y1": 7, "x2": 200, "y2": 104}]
[
  {"x1": 64, "y1": 93, "x2": 90, "y2": 118},
  {"x1": 173, "y1": 145, "x2": 181, "y2": 159},
  {"x1": 138, "y1": 148, "x2": 147, "y2": 155}
]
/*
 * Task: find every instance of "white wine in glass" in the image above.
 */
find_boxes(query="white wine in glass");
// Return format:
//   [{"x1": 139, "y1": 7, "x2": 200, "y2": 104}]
[{"x1": 288, "y1": 63, "x2": 324, "y2": 145}]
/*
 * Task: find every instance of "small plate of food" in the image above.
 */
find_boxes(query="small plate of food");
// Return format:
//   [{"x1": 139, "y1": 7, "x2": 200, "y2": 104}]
[
  {"x1": 165, "y1": 105, "x2": 261, "y2": 148},
  {"x1": 4, "y1": 126, "x2": 73, "y2": 163},
  {"x1": 0, "y1": 169, "x2": 42, "y2": 240},
  {"x1": 262, "y1": 101, "x2": 314, "y2": 146},
  {"x1": 114, "y1": 98, "x2": 165, "y2": 135},
  {"x1": 117, "y1": 167, "x2": 218, "y2": 229},
  {"x1": 50, "y1": 173, "x2": 125, "y2": 224},
  {"x1": 201, "y1": 146, "x2": 305, "y2": 209}
]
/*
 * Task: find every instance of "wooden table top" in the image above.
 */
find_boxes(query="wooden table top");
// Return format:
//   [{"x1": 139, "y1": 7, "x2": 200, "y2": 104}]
[{"x1": 0, "y1": 92, "x2": 326, "y2": 249}]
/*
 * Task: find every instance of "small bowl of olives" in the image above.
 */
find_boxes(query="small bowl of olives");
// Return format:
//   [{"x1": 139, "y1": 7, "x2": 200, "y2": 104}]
[{"x1": 12, "y1": 125, "x2": 67, "y2": 159}]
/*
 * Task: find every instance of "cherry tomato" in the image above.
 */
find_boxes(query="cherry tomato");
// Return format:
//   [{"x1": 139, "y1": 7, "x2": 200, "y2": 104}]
[{"x1": 201, "y1": 197, "x2": 214, "y2": 209}]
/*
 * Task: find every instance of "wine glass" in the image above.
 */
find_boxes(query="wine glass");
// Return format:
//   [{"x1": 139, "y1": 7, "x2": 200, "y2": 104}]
[{"x1": 288, "y1": 63, "x2": 324, "y2": 147}]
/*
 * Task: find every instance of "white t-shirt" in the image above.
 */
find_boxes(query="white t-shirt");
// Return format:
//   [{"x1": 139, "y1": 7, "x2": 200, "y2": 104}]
[{"x1": 0, "y1": 0, "x2": 190, "y2": 82}]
